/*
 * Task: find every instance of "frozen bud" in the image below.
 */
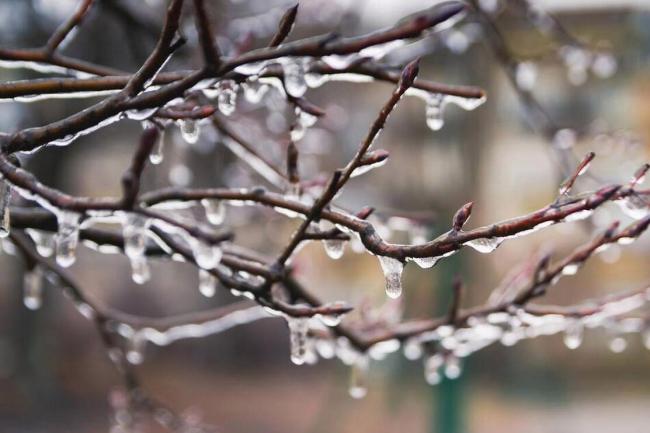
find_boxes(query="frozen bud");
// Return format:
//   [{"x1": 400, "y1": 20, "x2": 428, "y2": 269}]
[
  {"x1": 355, "y1": 206, "x2": 375, "y2": 220},
  {"x1": 397, "y1": 58, "x2": 420, "y2": 93},
  {"x1": 452, "y1": 201, "x2": 473, "y2": 231},
  {"x1": 630, "y1": 163, "x2": 650, "y2": 188}
]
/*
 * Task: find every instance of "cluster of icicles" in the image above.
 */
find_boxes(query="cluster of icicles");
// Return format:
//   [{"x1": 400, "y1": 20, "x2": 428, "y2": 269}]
[
  {"x1": 6, "y1": 190, "x2": 230, "y2": 310},
  {"x1": 1, "y1": 45, "x2": 638, "y2": 399},
  {"x1": 7, "y1": 165, "x2": 649, "y2": 313},
  {"x1": 280, "y1": 285, "x2": 650, "y2": 397},
  {"x1": 144, "y1": 52, "x2": 488, "y2": 170}
]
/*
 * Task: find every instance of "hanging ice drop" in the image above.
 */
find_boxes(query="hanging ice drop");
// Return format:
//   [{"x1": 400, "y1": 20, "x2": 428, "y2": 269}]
[
  {"x1": 23, "y1": 266, "x2": 43, "y2": 310},
  {"x1": 348, "y1": 355, "x2": 368, "y2": 399},
  {"x1": 30, "y1": 230, "x2": 55, "y2": 257},
  {"x1": 243, "y1": 80, "x2": 269, "y2": 104},
  {"x1": 424, "y1": 353, "x2": 444, "y2": 385},
  {"x1": 287, "y1": 317, "x2": 309, "y2": 365},
  {"x1": 55, "y1": 211, "x2": 81, "y2": 267},
  {"x1": 290, "y1": 107, "x2": 318, "y2": 142},
  {"x1": 122, "y1": 214, "x2": 149, "y2": 259},
  {"x1": 378, "y1": 256, "x2": 404, "y2": 299},
  {"x1": 283, "y1": 59, "x2": 307, "y2": 97},
  {"x1": 319, "y1": 219, "x2": 344, "y2": 259},
  {"x1": 199, "y1": 269, "x2": 216, "y2": 297},
  {"x1": 425, "y1": 93, "x2": 445, "y2": 131},
  {"x1": 130, "y1": 255, "x2": 150, "y2": 284},
  {"x1": 443, "y1": 354, "x2": 462, "y2": 379},
  {"x1": 217, "y1": 79, "x2": 238, "y2": 116},
  {"x1": 192, "y1": 240, "x2": 223, "y2": 270},
  {"x1": 126, "y1": 335, "x2": 146, "y2": 365},
  {"x1": 179, "y1": 119, "x2": 200, "y2": 144},
  {"x1": 149, "y1": 128, "x2": 165, "y2": 165},
  {"x1": 0, "y1": 176, "x2": 11, "y2": 238},
  {"x1": 465, "y1": 237, "x2": 500, "y2": 254},
  {"x1": 202, "y1": 198, "x2": 226, "y2": 225},
  {"x1": 563, "y1": 319, "x2": 583, "y2": 350}
]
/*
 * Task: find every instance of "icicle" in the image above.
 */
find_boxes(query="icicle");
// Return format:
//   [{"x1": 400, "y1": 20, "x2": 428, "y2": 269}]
[
  {"x1": 378, "y1": 256, "x2": 404, "y2": 299},
  {"x1": 149, "y1": 127, "x2": 165, "y2": 165},
  {"x1": 425, "y1": 93, "x2": 445, "y2": 131},
  {"x1": 126, "y1": 334, "x2": 146, "y2": 365},
  {"x1": 0, "y1": 176, "x2": 11, "y2": 238},
  {"x1": 283, "y1": 58, "x2": 307, "y2": 97},
  {"x1": 179, "y1": 119, "x2": 200, "y2": 144},
  {"x1": 515, "y1": 61, "x2": 537, "y2": 91},
  {"x1": 609, "y1": 335, "x2": 627, "y2": 353},
  {"x1": 217, "y1": 79, "x2": 238, "y2": 116},
  {"x1": 55, "y1": 211, "x2": 81, "y2": 267},
  {"x1": 315, "y1": 339, "x2": 336, "y2": 359},
  {"x1": 563, "y1": 319, "x2": 583, "y2": 349},
  {"x1": 287, "y1": 317, "x2": 309, "y2": 365},
  {"x1": 202, "y1": 198, "x2": 226, "y2": 225},
  {"x1": 199, "y1": 269, "x2": 217, "y2": 297},
  {"x1": 122, "y1": 214, "x2": 151, "y2": 284},
  {"x1": 242, "y1": 80, "x2": 268, "y2": 104},
  {"x1": 319, "y1": 219, "x2": 344, "y2": 259},
  {"x1": 130, "y1": 255, "x2": 150, "y2": 285},
  {"x1": 443, "y1": 354, "x2": 462, "y2": 379},
  {"x1": 191, "y1": 240, "x2": 223, "y2": 270},
  {"x1": 424, "y1": 353, "x2": 444, "y2": 385},
  {"x1": 23, "y1": 266, "x2": 43, "y2": 310},
  {"x1": 30, "y1": 230, "x2": 55, "y2": 257},
  {"x1": 123, "y1": 214, "x2": 149, "y2": 259},
  {"x1": 465, "y1": 237, "x2": 500, "y2": 254},
  {"x1": 290, "y1": 107, "x2": 318, "y2": 142},
  {"x1": 348, "y1": 355, "x2": 368, "y2": 399}
]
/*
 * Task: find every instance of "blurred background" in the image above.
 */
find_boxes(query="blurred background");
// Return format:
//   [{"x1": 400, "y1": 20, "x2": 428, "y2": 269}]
[{"x1": 0, "y1": 0, "x2": 650, "y2": 432}]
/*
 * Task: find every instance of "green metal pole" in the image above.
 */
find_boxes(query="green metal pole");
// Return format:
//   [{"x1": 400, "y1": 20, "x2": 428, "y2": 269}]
[{"x1": 432, "y1": 243, "x2": 466, "y2": 433}]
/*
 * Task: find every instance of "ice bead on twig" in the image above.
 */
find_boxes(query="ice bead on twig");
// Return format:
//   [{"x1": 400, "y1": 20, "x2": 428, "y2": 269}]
[{"x1": 319, "y1": 219, "x2": 344, "y2": 259}]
